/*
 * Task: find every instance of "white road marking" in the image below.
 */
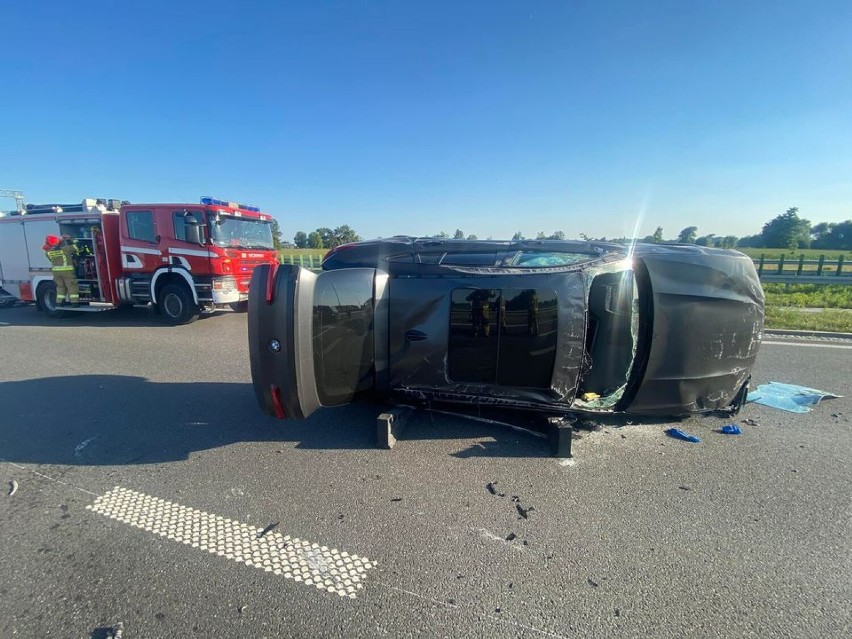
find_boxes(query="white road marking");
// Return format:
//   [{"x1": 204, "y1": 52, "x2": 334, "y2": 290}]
[
  {"x1": 86, "y1": 487, "x2": 376, "y2": 598},
  {"x1": 0, "y1": 459, "x2": 99, "y2": 497},
  {"x1": 762, "y1": 340, "x2": 852, "y2": 350}
]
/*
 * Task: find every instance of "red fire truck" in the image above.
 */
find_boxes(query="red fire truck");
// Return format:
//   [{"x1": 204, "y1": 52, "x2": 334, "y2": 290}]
[{"x1": 0, "y1": 196, "x2": 279, "y2": 324}]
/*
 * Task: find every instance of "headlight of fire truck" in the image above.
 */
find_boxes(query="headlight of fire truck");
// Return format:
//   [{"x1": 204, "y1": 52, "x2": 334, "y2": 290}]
[{"x1": 211, "y1": 276, "x2": 240, "y2": 304}]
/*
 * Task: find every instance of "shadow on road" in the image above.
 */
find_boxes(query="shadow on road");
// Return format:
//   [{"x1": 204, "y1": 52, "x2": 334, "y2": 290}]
[
  {"x1": 0, "y1": 304, "x2": 227, "y2": 329},
  {"x1": 0, "y1": 375, "x2": 553, "y2": 465}
]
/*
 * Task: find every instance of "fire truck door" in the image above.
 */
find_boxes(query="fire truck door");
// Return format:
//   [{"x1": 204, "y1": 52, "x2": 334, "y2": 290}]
[
  {"x1": 168, "y1": 209, "x2": 210, "y2": 273},
  {"x1": 121, "y1": 209, "x2": 162, "y2": 271}
]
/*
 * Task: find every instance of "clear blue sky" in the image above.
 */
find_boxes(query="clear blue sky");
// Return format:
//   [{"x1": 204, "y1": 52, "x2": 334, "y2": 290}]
[{"x1": 2, "y1": 1, "x2": 850, "y2": 242}]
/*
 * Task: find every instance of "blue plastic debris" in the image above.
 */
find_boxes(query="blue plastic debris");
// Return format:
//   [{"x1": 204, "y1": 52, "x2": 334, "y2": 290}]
[
  {"x1": 720, "y1": 424, "x2": 742, "y2": 435},
  {"x1": 665, "y1": 428, "x2": 701, "y2": 443},
  {"x1": 747, "y1": 382, "x2": 841, "y2": 414}
]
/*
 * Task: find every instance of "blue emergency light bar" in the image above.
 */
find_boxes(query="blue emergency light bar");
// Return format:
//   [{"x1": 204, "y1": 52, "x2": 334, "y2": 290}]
[{"x1": 200, "y1": 196, "x2": 261, "y2": 212}]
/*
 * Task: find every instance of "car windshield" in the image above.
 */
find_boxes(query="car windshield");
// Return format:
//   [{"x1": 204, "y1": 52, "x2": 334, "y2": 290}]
[
  {"x1": 507, "y1": 251, "x2": 597, "y2": 268},
  {"x1": 209, "y1": 215, "x2": 274, "y2": 250}
]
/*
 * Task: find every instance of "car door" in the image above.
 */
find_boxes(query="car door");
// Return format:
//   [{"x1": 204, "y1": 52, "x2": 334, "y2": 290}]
[{"x1": 387, "y1": 271, "x2": 587, "y2": 409}]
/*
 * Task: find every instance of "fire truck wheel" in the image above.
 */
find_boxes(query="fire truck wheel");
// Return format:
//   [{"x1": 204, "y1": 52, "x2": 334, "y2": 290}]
[
  {"x1": 36, "y1": 281, "x2": 67, "y2": 319},
  {"x1": 159, "y1": 283, "x2": 200, "y2": 325},
  {"x1": 229, "y1": 301, "x2": 249, "y2": 313}
]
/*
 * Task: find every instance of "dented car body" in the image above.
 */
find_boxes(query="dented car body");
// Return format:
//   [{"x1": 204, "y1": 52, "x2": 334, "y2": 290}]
[{"x1": 248, "y1": 238, "x2": 764, "y2": 421}]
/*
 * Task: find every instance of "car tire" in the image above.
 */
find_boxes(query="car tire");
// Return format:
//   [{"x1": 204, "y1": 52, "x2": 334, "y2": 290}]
[
  {"x1": 159, "y1": 283, "x2": 200, "y2": 325},
  {"x1": 229, "y1": 301, "x2": 249, "y2": 313},
  {"x1": 37, "y1": 281, "x2": 66, "y2": 318}
]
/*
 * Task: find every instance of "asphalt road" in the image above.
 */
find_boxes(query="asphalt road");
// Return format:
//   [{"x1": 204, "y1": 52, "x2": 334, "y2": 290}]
[{"x1": 1, "y1": 305, "x2": 850, "y2": 638}]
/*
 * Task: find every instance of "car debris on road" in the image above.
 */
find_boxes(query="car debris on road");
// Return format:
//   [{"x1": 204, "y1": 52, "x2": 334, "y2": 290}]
[{"x1": 665, "y1": 428, "x2": 701, "y2": 443}]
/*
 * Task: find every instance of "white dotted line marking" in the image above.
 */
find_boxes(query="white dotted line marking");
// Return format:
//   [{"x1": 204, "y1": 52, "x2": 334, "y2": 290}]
[{"x1": 86, "y1": 486, "x2": 376, "y2": 598}]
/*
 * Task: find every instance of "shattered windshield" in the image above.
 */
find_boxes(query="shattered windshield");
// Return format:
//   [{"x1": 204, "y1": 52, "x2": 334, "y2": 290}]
[
  {"x1": 209, "y1": 215, "x2": 274, "y2": 250},
  {"x1": 507, "y1": 251, "x2": 597, "y2": 268}
]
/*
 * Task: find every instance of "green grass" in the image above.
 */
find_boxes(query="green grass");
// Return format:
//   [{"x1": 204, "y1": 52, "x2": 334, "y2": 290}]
[
  {"x1": 764, "y1": 307, "x2": 852, "y2": 332},
  {"x1": 762, "y1": 284, "x2": 852, "y2": 309}
]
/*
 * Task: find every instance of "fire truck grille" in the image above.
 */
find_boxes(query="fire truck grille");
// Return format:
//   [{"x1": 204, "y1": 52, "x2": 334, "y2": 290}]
[{"x1": 236, "y1": 259, "x2": 268, "y2": 290}]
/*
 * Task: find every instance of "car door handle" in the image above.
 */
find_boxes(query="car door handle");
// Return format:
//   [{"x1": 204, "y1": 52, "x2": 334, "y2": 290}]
[{"x1": 405, "y1": 330, "x2": 428, "y2": 342}]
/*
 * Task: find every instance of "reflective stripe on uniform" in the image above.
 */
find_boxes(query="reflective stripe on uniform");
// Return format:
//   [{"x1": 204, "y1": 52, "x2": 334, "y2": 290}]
[{"x1": 46, "y1": 249, "x2": 72, "y2": 269}]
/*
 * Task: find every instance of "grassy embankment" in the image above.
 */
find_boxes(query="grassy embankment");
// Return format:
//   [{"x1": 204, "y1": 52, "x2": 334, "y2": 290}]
[
  {"x1": 762, "y1": 284, "x2": 852, "y2": 332},
  {"x1": 739, "y1": 249, "x2": 850, "y2": 331},
  {"x1": 276, "y1": 248, "x2": 851, "y2": 332}
]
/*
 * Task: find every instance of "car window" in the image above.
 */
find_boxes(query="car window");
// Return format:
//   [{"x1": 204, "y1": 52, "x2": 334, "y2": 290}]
[
  {"x1": 312, "y1": 270, "x2": 375, "y2": 405},
  {"x1": 449, "y1": 287, "x2": 558, "y2": 388},
  {"x1": 507, "y1": 251, "x2": 595, "y2": 268}
]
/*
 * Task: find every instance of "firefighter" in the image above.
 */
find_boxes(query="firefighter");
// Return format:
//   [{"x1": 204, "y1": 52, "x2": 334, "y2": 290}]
[{"x1": 43, "y1": 234, "x2": 80, "y2": 306}]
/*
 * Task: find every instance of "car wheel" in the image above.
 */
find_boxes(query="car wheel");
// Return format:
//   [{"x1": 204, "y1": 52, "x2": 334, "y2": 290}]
[
  {"x1": 159, "y1": 283, "x2": 200, "y2": 325},
  {"x1": 37, "y1": 281, "x2": 66, "y2": 318},
  {"x1": 229, "y1": 301, "x2": 249, "y2": 313}
]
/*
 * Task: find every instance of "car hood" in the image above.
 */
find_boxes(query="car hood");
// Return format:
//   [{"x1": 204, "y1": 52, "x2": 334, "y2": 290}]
[{"x1": 626, "y1": 249, "x2": 764, "y2": 415}]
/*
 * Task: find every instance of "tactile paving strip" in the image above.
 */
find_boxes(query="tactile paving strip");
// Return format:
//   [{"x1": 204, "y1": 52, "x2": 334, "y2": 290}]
[{"x1": 87, "y1": 486, "x2": 376, "y2": 598}]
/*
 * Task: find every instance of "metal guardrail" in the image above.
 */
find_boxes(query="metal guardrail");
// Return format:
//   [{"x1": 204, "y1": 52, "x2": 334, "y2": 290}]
[
  {"x1": 755, "y1": 254, "x2": 849, "y2": 284},
  {"x1": 759, "y1": 274, "x2": 852, "y2": 284},
  {"x1": 280, "y1": 253, "x2": 326, "y2": 269}
]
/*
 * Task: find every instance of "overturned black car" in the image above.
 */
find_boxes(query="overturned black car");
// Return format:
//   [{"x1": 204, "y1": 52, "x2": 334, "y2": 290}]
[{"x1": 248, "y1": 238, "x2": 764, "y2": 422}]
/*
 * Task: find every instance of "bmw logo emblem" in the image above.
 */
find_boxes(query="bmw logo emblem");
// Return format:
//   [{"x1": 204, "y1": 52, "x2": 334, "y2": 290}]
[{"x1": 269, "y1": 339, "x2": 281, "y2": 353}]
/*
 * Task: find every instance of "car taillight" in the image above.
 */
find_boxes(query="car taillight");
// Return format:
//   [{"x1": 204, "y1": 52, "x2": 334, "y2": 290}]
[
  {"x1": 265, "y1": 262, "x2": 279, "y2": 304},
  {"x1": 270, "y1": 384, "x2": 286, "y2": 419}
]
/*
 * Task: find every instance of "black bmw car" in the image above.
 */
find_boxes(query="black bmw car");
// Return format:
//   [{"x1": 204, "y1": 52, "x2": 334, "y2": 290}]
[{"x1": 248, "y1": 238, "x2": 764, "y2": 421}]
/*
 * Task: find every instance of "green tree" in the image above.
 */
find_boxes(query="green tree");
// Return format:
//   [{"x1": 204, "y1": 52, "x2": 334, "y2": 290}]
[
  {"x1": 737, "y1": 234, "x2": 763, "y2": 248},
  {"x1": 677, "y1": 226, "x2": 698, "y2": 244},
  {"x1": 307, "y1": 231, "x2": 323, "y2": 249},
  {"x1": 643, "y1": 226, "x2": 664, "y2": 243},
  {"x1": 720, "y1": 235, "x2": 738, "y2": 249},
  {"x1": 548, "y1": 231, "x2": 566, "y2": 240},
  {"x1": 269, "y1": 219, "x2": 283, "y2": 250},
  {"x1": 453, "y1": 229, "x2": 465, "y2": 239},
  {"x1": 761, "y1": 207, "x2": 811, "y2": 249},
  {"x1": 813, "y1": 220, "x2": 851, "y2": 250},
  {"x1": 512, "y1": 231, "x2": 524, "y2": 241},
  {"x1": 435, "y1": 230, "x2": 449, "y2": 239},
  {"x1": 811, "y1": 222, "x2": 834, "y2": 244},
  {"x1": 696, "y1": 234, "x2": 717, "y2": 247},
  {"x1": 332, "y1": 225, "x2": 361, "y2": 247},
  {"x1": 293, "y1": 231, "x2": 308, "y2": 248},
  {"x1": 466, "y1": 234, "x2": 478, "y2": 240},
  {"x1": 316, "y1": 227, "x2": 334, "y2": 248}
]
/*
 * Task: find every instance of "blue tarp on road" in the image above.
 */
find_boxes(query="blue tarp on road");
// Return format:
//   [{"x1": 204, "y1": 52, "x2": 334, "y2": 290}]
[{"x1": 747, "y1": 382, "x2": 841, "y2": 413}]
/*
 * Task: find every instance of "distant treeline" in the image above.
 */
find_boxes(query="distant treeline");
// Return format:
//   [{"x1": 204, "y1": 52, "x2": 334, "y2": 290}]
[{"x1": 275, "y1": 209, "x2": 849, "y2": 251}]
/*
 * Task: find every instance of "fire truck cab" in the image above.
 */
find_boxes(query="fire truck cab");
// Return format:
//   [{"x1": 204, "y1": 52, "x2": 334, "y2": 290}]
[{"x1": 0, "y1": 196, "x2": 279, "y2": 324}]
